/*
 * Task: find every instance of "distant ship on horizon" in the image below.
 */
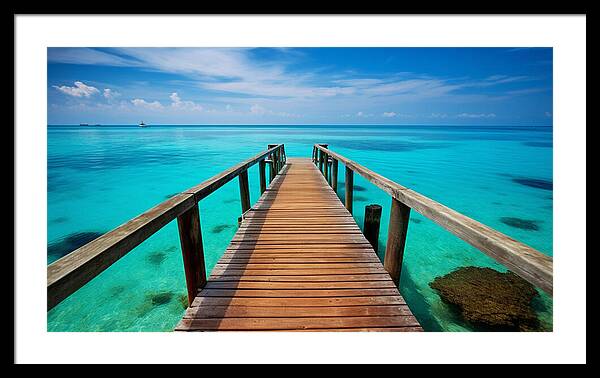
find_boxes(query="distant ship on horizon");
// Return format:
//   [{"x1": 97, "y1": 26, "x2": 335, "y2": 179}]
[
  {"x1": 139, "y1": 121, "x2": 148, "y2": 128},
  {"x1": 79, "y1": 123, "x2": 89, "y2": 126}
]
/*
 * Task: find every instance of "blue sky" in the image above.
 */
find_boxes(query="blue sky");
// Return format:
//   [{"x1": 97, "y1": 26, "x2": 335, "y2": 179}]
[{"x1": 47, "y1": 47, "x2": 552, "y2": 125}]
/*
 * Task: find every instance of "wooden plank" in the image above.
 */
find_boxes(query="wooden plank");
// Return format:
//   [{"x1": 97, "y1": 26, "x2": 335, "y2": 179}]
[
  {"x1": 175, "y1": 316, "x2": 420, "y2": 331},
  {"x1": 203, "y1": 281, "x2": 396, "y2": 289},
  {"x1": 314, "y1": 145, "x2": 553, "y2": 295},
  {"x1": 190, "y1": 295, "x2": 406, "y2": 307},
  {"x1": 184, "y1": 305, "x2": 412, "y2": 319}
]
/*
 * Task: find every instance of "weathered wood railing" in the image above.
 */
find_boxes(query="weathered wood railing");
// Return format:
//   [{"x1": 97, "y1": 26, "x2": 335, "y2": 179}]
[
  {"x1": 313, "y1": 144, "x2": 553, "y2": 295},
  {"x1": 47, "y1": 144, "x2": 286, "y2": 311}
]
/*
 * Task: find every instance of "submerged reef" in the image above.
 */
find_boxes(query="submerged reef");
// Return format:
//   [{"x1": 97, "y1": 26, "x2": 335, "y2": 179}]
[
  {"x1": 523, "y1": 141, "x2": 553, "y2": 148},
  {"x1": 353, "y1": 185, "x2": 368, "y2": 192},
  {"x1": 48, "y1": 231, "x2": 105, "y2": 260},
  {"x1": 430, "y1": 266, "x2": 540, "y2": 331},
  {"x1": 512, "y1": 178, "x2": 553, "y2": 191},
  {"x1": 146, "y1": 251, "x2": 167, "y2": 266},
  {"x1": 211, "y1": 224, "x2": 235, "y2": 234},
  {"x1": 500, "y1": 217, "x2": 541, "y2": 231}
]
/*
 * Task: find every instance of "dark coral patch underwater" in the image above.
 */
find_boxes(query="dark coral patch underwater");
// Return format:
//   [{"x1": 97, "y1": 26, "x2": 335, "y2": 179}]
[
  {"x1": 146, "y1": 251, "x2": 167, "y2": 266},
  {"x1": 48, "y1": 231, "x2": 105, "y2": 261},
  {"x1": 211, "y1": 224, "x2": 235, "y2": 234},
  {"x1": 500, "y1": 217, "x2": 541, "y2": 231},
  {"x1": 430, "y1": 266, "x2": 541, "y2": 331},
  {"x1": 512, "y1": 178, "x2": 553, "y2": 191}
]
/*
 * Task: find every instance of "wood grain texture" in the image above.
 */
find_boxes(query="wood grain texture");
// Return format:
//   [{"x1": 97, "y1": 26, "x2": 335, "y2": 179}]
[
  {"x1": 175, "y1": 158, "x2": 421, "y2": 332},
  {"x1": 314, "y1": 144, "x2": 553, "y2": 295}
]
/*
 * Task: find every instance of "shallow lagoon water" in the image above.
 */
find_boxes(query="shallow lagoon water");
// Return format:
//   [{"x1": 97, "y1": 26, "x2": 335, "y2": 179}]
[{"x1": 47, "y1": 125, "x2": 553, "y2": 331}]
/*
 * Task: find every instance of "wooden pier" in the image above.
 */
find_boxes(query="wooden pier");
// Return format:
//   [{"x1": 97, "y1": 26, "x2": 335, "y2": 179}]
[
  {"x1": 47, "y1": 144, "x2": 553, "y2": 332},
  {"x1": 176, "y1": 158, "x2": 421, "y2": 331}
]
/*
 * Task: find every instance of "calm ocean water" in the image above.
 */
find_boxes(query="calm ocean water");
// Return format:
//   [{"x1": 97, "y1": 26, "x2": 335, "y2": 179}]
[{"x1": 47, "y1": 125, "x2": 553, "y2": 331}]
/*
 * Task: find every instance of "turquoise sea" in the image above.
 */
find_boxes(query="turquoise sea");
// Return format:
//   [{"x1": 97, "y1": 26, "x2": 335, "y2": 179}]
[{"x1": 47, "y1": 125, "x2": 553, "y2": 332}]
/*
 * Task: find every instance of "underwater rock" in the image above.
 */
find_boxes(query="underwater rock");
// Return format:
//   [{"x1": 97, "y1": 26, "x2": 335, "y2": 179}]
[
  {"x1": 212, "y1": 224, "x2": 234, "y2": 233},
  {"x1": 500, "y1": 217, "x2": 540, "y2": 231},
  {"x1": 512, "y1": 178, "x2": 553, "y2": 191},
  {"x1": 108, "y1": 285, "x2": 126, "y2": 297},
  {"x1": 410, "y1": 218, "x2": 422, "y2": 224},
  {"x1": 523, "y1": 141, "x2": 552, "y2": 148},
  {"x1": 146, "y1": 251, "x2": 167, "y2": 266},
  {"x1": 147, "y1": 291, "x2": 174, "y2": 306},
  {"x1": 353, "y1": 185, "x2": 368, "y2": 192},
  {"x1": 178, "y1": 294, "x2": 188, "y2": 309},
  {"x1": 48, "y1": 231, "x2": 105, "y2": 260},
  {"x1": 429, "y1": 266, "x2": 540, "y2": 331}
]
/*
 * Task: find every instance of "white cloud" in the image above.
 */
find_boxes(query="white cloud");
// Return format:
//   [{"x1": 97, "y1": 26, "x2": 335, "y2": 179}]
[
  {"x1": 53, "y1": 81, "x2": 100, "y2": 97},
  {"x1": 249, "y1": 104, "x2": 299, "y2": 118},
  {"x1": 382, "y1": 112, "x2": 397, "y2": 117},
  {"x1": 131, "y1": 98, "x2": 164, "y2": 110},
  {"x1": 429, "y1": 113, "x2": 448, "y2": 119},
  {"x1": 103, "y1": 88, "x2": 120, "y2": 99},
  {"x1": 169, "y1": 92, "x2": 203, "y2": 111},
  {"x1": 457, "y1": 112, "x2": 497, "y2": 118}
]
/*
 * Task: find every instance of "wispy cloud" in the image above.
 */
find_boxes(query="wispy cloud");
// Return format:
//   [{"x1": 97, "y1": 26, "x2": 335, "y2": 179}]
[
  {"x1": 131, "y1": 98, "x2": 164, "y2": 110},
  {"x1": 169, "y1": 92, "x2": 203, "y2": 111},
  {"x1": 457, "y1": 112, "x2": 497, "y2": 119},
  {"x1": 53, "y1": 81, "x2": 100, "y2": 97}
]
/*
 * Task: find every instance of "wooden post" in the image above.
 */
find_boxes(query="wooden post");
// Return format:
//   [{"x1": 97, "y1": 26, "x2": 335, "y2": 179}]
[
  {"x1": 268, "y1": 160, "x2": 275, "y2": 183},
  {"x1": 318, "y1": 149, "x2": 324, "y2": 173},
  {"x1": 364, "y1": 204, "x2": 382, "y2": 253},
  {"x1": 332, "y1": 159, "x2": 339, "y2": 192},
  {"x1": 177, "y1": 203, "x2": 206, "y2": 306},
  {"x1": 268, "y1": 144, "x2": 278, "y2": 177},
  {"x1": 259, "y1": 160, "x2": 266, "y2": 194},
  {"x1": 239, "y1": 169, "x2": 251, "y2": 214},
  {"x1": 324, "y1": 153, "x2": 329, "y2": 181},
  {"x1": 384, "y1": 198, "x2": 411, "y2": 286},
  {"x1": 345, "y1": 167, "x2": 353, "y2": 214}
]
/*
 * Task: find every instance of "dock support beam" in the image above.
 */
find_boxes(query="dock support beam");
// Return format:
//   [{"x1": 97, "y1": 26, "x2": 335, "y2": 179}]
[
  {"x1": 259, "y1": 160, "x2": 266, "y2": 194},
  {"x1": 364, "y1": 204, "x2": 382, "y2": 254},
  {"x1": 345, "y1": 167, "x2": 353, "y2": 214},
  {"x1": 177, "y1": 203, "x2": 206, "y2": 306},
  {"x1": 384, "y1": 198, "x2": 411, "y2": 286},
  {"x1": 332, "y1": 159, "x2": 339, "y2": 192},
  {"x1": 239, "y1": 169, "x2": 251, "y2": 214}
]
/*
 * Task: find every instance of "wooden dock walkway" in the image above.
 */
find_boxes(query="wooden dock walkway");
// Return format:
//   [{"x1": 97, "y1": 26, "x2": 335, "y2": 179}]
[
  {"x1": 48, "y1": 143, "x2": 552, "y2": 333},
  {"x1": 175, "y1": 158, "x2": 422, "y2": 331}
]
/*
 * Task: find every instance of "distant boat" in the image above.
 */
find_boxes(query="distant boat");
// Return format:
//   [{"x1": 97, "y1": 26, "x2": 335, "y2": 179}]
[
  {"x1": 79, "y1": 123, "x2": 89, "y2": 126},
  {"x1": 139, "y1": 121, "x2": 148, "y2": 128}
]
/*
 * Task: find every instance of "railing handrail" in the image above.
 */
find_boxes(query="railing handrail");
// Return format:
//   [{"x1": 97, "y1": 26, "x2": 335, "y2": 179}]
[
  {"x1": 314, "y1": 144, "x2": 553, "y2": 295},
  {"x1": 47, "y1": 144, "x2": 285, "y2": 310}
]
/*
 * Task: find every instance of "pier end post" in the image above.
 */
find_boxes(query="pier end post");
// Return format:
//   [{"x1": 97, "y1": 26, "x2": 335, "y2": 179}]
[
  {"x1": 364, "y1": 204, "x2": 382, "y2": 254},
  {"x1": 177, "y1": 203, "x2": 207, "y2": 306},
  {"x1": 384, "y1": 198, "x2": 411, "y2": 286}
]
